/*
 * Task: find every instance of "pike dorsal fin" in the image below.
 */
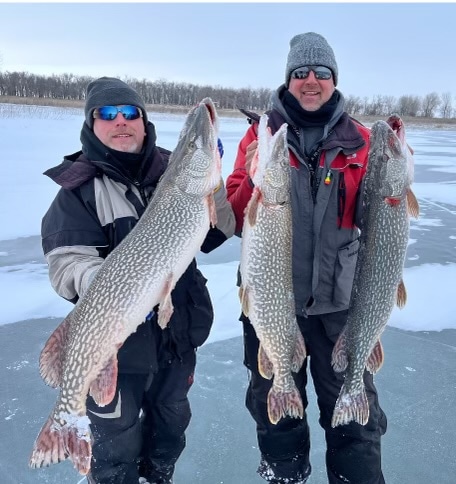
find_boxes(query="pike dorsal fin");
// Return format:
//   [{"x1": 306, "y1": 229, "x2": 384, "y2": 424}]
[{"x1": 39, "y1": 313, "x2": 73, "y2": 387}]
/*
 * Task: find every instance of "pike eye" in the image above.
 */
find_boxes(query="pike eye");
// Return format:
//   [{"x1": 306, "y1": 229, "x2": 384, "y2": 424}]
[{"x1": 188, "y1": 141, "x2": 196, "y2": 149}]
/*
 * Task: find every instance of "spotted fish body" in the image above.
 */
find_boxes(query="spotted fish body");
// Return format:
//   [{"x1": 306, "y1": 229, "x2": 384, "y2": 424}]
[
  {"x1": 331, "y1": 118, "x2": 419, "y2": 428},
  {"x1": 29, "y1": 98, "x2": 221, "y2": 474},
  {"x1": 240, "y1": 114, "x2": 306, "y2": 425}
]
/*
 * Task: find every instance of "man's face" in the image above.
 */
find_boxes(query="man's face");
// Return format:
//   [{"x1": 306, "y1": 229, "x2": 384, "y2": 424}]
[
  {"x1": 93, "y1": 105, "x2": 146, "y2": 153},
  {"x1": 288, "y1": 67, "x2": 335, "y2": 112}
]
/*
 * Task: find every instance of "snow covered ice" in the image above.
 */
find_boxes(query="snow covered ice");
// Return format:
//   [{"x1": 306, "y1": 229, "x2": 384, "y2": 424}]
[{"x1": 1, "y1": 104, "x2": 455, "y2": 483}]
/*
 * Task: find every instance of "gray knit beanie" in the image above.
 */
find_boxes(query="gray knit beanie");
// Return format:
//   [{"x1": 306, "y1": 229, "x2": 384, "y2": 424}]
[
  {"x1": 84, "y1": 77, "x2": 148, "y2": 129},
  {"x1": 285, "y1": 32, "x2": 338, "y2": 87}
]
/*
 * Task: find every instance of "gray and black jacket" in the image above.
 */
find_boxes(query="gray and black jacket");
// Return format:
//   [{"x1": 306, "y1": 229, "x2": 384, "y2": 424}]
[
  {"x1": 41, "y1": 121, "x2": 235, "y2": 372},
  {"x1": 227, "y1": 88, "x2": 370, "y2": 317}
]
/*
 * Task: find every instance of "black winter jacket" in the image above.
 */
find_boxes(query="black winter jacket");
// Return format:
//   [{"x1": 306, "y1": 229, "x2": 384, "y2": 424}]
[{"x1": 41, "y1": 122, "x2": 235, "y2": 372}]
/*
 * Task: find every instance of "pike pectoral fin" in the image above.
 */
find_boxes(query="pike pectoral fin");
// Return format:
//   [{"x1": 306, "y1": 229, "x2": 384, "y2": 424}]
[
  {"x1": 247, "y1": 188, "x2": 261, "y2": 226},
  {"x1": 331, "y1": 384, "x2": 369, "y2": 428},
  {"x1": 396, "y1": 279, "x2": 407, "y2": 308},
  {"x1": 366, "y1": 340, "x2": 384, "y2": 374},
  {"x1": 207, "y1": 193, "x2": 218, "y2": 227},
  {"x1": 89, "y1": 356, "x2": 119, "y2": 406},
  {"x1": 267, "y1": 385, "x2": 304, "y2": 425},
  {"x1": 258, "y1": 345, "x2": 273, "y2": 379},
  {"x1": 331, "y1": 327, "x2": 349, "y2": 372},
  {"x1": 291, "y1": 329, "x2": 307, "y2": 372},
  {"x1": 158, "y1": 276, "x2": 175, "y2": 329},
  {"x1": 39, "y1": 314, "x2": 73, "y2": 387},
  {"x1": 406, "y1": 188, "x2": 420, "y2": 218},
  {"x1": 239, "y1": 286, "x2": 249, "y2": 316}
]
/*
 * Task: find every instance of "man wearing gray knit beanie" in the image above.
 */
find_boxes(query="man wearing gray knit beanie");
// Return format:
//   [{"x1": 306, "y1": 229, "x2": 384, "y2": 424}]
[
  {"x1": 285, "y1": 32, "x2": 339, "y2": 87},
  {"x1": 84, "y1": 76, "x2": 148, "y2": 130},
  {"x1": 226, "y1": 32, "x2": 386, "y2": 484},
  {"x1": 40, "y1": 77, "x2": 235, "y2": 484}
]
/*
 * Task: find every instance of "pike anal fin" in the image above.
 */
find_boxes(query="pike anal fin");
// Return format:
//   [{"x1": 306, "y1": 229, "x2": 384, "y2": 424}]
[
  {"x1": 366, "y1": 340, "x2": 384, "y2": 374},
  {"x1": 291, "y1": 329, "x2": 307, "y2": 372},
  {"x1": 331, "y1": 326, "x2": 349, "y2": 373},
  {"x1": 258, "y1": 345, "x2": 273, "y2": 379},
  {"x1": 89, "y1": 356, "x2": 119, "y2": 406}
]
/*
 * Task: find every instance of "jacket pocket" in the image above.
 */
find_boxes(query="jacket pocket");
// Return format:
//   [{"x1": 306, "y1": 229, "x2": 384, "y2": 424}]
[{"x1": 333, "y1": 239, "x2": 359, "y2": 306}]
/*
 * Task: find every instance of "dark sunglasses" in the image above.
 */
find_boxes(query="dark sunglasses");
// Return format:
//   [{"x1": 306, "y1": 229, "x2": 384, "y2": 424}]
[
  {"x1": 93, "y1": 105, "x2": 143, "y2": 121},
  {"x1": 291, "y1": 66, "x2": 333, "y2": 81}
]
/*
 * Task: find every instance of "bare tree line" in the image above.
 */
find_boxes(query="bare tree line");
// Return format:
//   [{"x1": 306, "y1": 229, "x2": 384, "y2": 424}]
[{"x1": 0, "y1": 70, "x2": 454, "y2": 119}]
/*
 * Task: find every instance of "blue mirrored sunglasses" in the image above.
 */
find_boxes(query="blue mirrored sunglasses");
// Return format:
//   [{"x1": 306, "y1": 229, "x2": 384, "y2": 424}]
[
  {"x1": 291, "y1": 66, "x2": 332, "y2": 81},
  {"x1": 93, "y1": 105, "x2": 143, "y2": 121}
]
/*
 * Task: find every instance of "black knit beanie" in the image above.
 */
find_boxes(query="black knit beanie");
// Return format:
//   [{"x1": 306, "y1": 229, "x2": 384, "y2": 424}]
[{"x1": 84, "y1": 77, "x2": 148, "y2": 129}]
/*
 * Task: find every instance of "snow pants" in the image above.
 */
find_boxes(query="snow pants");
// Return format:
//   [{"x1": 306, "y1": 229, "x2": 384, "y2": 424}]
[
  {"x1": 86, "y1": 351, "x2": 196, "y2": 484},
  {"x1": 242, "y1": 310, "x2": 387, "y2": 484}
]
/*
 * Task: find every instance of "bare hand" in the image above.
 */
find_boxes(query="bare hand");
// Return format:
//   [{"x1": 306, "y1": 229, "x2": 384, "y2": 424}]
[{"x1": 245, "y1": 140, "x2": 258, "y2": 176}]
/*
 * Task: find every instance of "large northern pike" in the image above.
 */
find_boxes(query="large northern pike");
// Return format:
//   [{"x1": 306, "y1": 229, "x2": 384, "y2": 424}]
[
  {"x1": 239, "y1": 114, "x2": 306, "y2": 425},
  {"x1": 331, "y1": 116, "x2": 419, "y2": 428},
  {"x1": 29, "y1": 98, "x2": 221, "y2": 474}
]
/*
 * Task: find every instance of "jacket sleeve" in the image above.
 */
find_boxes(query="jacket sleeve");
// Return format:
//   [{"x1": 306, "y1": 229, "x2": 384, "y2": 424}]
[
  {"x1": 41, "y1": 187, "x2": 108, "y2": 303},
  {"x1": 226, "y1": 124, "x2": 257, "y2": 235}
]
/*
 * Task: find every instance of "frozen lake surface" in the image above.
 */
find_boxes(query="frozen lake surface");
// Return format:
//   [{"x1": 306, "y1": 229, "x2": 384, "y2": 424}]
[{"x1": 0, "y1": 105, "x2": 455, "y2": 483}]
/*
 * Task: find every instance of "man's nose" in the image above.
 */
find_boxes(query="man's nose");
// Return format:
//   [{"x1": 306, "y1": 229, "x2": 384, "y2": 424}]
[
  {"x1": 114, "y1": 113, "x2": 127, "y2": 124},
  {"x1": 304, "y1": 71, "x2": 317, "y2": 82}
]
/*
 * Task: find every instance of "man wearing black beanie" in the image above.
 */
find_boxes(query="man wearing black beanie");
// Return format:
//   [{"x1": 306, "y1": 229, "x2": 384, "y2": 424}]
[
  {"x1": 227, "y1": 33, "x2": 386, "y2": 484},
  {"x1": 40, "y1": 77, "x2": 235, "y2": 483}
]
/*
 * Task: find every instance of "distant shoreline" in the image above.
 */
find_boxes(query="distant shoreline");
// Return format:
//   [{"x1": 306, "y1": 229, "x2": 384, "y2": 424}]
[{"x1": 2, "y1": 95, "x2": 456, "y2": 129}]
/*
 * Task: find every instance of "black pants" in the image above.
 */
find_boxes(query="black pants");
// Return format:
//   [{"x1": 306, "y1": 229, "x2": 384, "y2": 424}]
[
  {"x1": 86, "y1": 352, "x2": 196, "y2": 484},
  {"x1": 243, "y1": 311, "x2": 387, "y2": 484}
]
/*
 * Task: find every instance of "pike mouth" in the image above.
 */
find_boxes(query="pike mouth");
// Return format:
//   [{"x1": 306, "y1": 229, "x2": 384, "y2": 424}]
[{"x1": 203, "y1": 102, "x2": 216, "y2": 125}]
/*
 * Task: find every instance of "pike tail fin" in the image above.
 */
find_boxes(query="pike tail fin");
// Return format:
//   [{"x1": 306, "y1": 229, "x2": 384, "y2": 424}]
[
  {"x1": 30, "y1": 413, "x2": 92, "y2": 475},
  {"x1": 331, "y1": 384, "x2": 369, "y2": 428},
  {"x1": 267, "y1": 382, "x2": 304, "y2": 425}
]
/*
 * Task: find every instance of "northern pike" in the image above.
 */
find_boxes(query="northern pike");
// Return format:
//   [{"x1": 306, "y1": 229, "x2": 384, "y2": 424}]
[
  {"x1": 239, "y1": 114, "x2": 306, "y2": 425},
  {"x1": 29, "y1": 98, "x2": 221, "y2": 474},
  {"x1": 331, "y1": 117, "x2": 419, "y2": 428}
]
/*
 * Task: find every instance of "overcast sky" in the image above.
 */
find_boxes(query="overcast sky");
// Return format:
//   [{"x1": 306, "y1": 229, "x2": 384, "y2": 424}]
[{"x1": 1, "y1": 2, "x2": 455, "y2": 100}]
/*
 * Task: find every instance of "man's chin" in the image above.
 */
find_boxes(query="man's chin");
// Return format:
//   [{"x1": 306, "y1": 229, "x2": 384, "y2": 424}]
[
  {"x1": 110, "y1": 142, "x2": 140, "y2": 153},
  {"x1": 300, "y1": 101, "x2": 321, "y2": 112}
]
